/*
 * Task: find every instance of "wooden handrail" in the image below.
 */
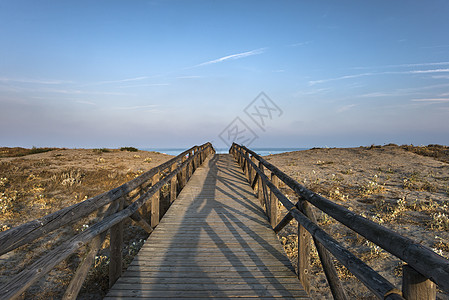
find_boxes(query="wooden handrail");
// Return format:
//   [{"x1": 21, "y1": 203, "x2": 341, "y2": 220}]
[
  {"x1": 231, "y1": 143, "x2": 449, "y2": 299},
  {"x1": 0, "y1": 143, "x2": 215, "y2": 300},
  {"x1": 0, "y1": 144, "x2": 208, "y2": 256}
]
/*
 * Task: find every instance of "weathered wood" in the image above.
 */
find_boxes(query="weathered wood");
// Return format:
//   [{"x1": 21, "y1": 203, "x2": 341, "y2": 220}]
[
  {"x1": 298, "y1": 221, "x2": 311, "y2": 295},
  {"x1": 297, "y1": 200, "x2": 347, "y2": 300},
  {"x1": 0, "y1": 145, "x2": 213, "y2": 300},
  {"x1": 250, "y1": 155, "x2": 257, "y2": 184},
  {"x1": 270, "y1": 173, "x2": 279, "y2": 228},
  {"x1": 150, "y1": 173, "x2": 160, "y2": 228},
  {"x1": 257, "y1": 162, "x2": 264, "y2": 206},
  {"x1": 109, "y1": 198, "x2": 125, "y2": 287},
  {"x1": 128, "y1": 211, "x2": 153, "y2": 234},
  {"x1": 106, "y1": 154, "x2": 308, "y2": 299},
  {"x1": 170, "y1": 163, "x2": 177, "y2": 203},
  {"x1": 0, "y1": 144, "x2": 211, "y2": 256},
  {"x1": 187, "y1": 152, "x2": 193, "y2": 179},
  {"x1": 261, "y1": 167, "x2": 269, "y2": 211},
  {"x1": 232, "y1": 145, "x2": 403, "y2": 299},
  {"x1": 274, "y1": 210, "x2": 294, "y2": 233},
  {"x1": 251, "y1": 171, "x2": 259, "y2": 189},
  {"x1": 62, "y1": 200, "x2": 120, "y2": 300},
  {"x1": 402, "y1": 264, "x2": 436, "y2": 300},
  {"x1": 235, "y1": 144, "x2": 449, "y2": 293}
]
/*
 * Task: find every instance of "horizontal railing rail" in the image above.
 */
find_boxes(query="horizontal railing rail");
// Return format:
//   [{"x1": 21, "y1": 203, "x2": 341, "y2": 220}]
[
  {"x1": 231, "y1": 143, "x2": 449, "y2": 300},
  {"x1": 0, "y1": 142, "x2": 215, "y2": 300}
]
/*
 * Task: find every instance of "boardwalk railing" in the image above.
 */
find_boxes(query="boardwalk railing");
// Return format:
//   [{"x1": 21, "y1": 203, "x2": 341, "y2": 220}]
[
  {"x1": 230, "y1": 143, "x2": 449, "y2": 300},
  {"x1": 0, "y1": 142, "x2": 215, "y2": 300}
]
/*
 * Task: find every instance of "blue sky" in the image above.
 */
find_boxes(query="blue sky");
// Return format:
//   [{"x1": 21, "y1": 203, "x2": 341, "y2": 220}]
[{"x1": 1, "y1": 0, "x2": 448, "y2": 149}]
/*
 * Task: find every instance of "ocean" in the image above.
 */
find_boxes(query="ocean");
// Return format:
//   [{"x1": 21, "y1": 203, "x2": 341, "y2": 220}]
[{"x1": 141, "y1": 147, "x2": 308, "y2": 156}]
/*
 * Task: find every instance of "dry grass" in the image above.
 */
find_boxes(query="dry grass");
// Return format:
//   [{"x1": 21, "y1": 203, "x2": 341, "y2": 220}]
[
  {"x1": 0, "y1": 147, "x2": 173, "y2": 299},
  {"x1": 267, "y1": 144, "x2": 449, "y2": 299}
]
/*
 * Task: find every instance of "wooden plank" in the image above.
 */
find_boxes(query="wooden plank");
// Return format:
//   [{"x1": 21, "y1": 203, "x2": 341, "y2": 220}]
[
  {"x1": 106, "y1": 289, "x2": 309, "y2": 298},
  {"x1": 113, "y1": 282, "x2": 306, "y2": 291},
  {"x1": 116, "y1": 276, "x2": 302, "y2": 284},
  {"x1": 121, "y1": 270, "x2": 299, "y2": 278},
  {"x1": 106, "y1": 154, "x2": 308, "y2": 299},
  {"x1": 104, "y1": 297, "x2": 304, "y2": 300}
]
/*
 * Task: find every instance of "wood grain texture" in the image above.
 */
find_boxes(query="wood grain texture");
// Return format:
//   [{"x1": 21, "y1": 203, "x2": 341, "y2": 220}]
[{"x1": 106, "y1": 154, "x2": 308, "y2": 299}]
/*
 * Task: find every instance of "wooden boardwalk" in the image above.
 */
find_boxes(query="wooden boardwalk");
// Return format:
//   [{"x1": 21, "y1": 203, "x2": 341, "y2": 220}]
[{"x1": 105, "y1": 154, "x2": 309, "y2": 299}]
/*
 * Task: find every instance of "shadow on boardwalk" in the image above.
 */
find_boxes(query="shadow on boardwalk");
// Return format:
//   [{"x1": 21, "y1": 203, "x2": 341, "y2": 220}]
[{"x1": 105, "y1": 154, "x2": 308, "y2": 299}]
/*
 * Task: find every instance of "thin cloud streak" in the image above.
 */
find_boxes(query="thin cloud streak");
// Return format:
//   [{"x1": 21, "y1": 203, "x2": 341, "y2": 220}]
[
  {"x1": 409, "y1": 68, "x2": 449, "y2": 74},
  {"x1": 337, "y1": 104, "x2": 357, "y2": 113},
  {"x1": 309, "y1": 69, "x2": 449, "y2": 85},
  {"x1": 176, "y1": 75, "x2": 202, "y2": 79},
  {"x1": 412, "y1": 98, "x2": 449, "y2": 102},
  {"x1": 75, "y1": 100, "x2": 97, "y2": 106},
  {"x1": 195, "y1": 48, "x2": 266, "y2": 67},
  {"x1": 0, "y1": 77, "x2": 71, "y2": 85},
  {"x1": 91, "y1": 76, "x2": 150, "y2": 85},
  {"x1": 288, "y1": 41, "x2": 312, "y2": 47},
  {"x1": 351, "y1": 61, "x2": 449, "y2": 70},
  {"x1": 112, "y1": 104, "x2": 159, "y2": 110},
  {"x1": 117, "y1": 83, "x2": 169, "y2": 88}
]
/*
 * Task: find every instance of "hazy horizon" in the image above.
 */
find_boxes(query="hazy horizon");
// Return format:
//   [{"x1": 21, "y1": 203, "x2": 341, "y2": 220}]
[{"x1": 1, "y1": 1, "x2": 448, "y2": 149}]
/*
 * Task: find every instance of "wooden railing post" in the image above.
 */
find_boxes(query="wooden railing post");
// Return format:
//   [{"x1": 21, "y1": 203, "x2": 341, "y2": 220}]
[
  {"x1": 109, "y1": 198, "x2": 124, "y2": 287},
  {"x1": 179, "y1": 156, "x2": 187, "y2": 189},
  {"x1": 402, "y1": 264, "x2": 436, "y2": 300},
  {"x1": 187, "y1": 152, "x2": 193, "y2": 179},
  {"x1": 270, "y1": 173, "x2": 279, "y2": 228},
  {"x1": 257, "y1": 162, "x2": 265, "y2": 207},
  {"x1": 150, "y1": 172, "x2": 160, "y2": 228},
  {"x1": 170, "y1": 163, "x2": 177, "y2": 204},
  {"x1": 63, "y1": 200, "x2": 120, "y2": 300},
  {"x1": 298, "y1": 218, "x2": 311, "y2": 294},
  {"x1": 299, "y1": 201, "x2": 348, "y2": 300}
]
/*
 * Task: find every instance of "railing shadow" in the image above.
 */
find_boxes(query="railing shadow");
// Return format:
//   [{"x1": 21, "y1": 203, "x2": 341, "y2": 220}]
[{"x1": 123, "y1": 154, "x2": 301, "y2": 298}]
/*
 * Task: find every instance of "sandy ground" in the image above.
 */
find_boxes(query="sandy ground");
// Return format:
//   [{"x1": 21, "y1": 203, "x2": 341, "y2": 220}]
[
  {"x1": 0, "y1": 148, "x2": 173, "y2": 299},
  {"x1": 1, "y1": 145, "x2": 448, "y2": 299},
  {"x1": 264, "y1": 145, "x2": 449, "y2": 299}
]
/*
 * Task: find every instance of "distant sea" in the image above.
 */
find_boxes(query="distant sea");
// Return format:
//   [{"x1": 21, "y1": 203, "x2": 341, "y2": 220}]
[{"x1": 141, "y1": 147, "x2": 308, "y2": 156}]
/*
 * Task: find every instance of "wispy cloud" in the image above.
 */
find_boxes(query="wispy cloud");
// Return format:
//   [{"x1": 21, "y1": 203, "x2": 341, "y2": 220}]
[
  {"x1": 309, "y1": 73, "x2": 375, "y2": 85},
  {"x1": 75, "y1": 100, "x2": 97, "y2": 106},
  {"x1": 117, "y1": 83, "x2": 169, "y2": 89},
  {"x1": 288, "y1": 41, "x2": 312, "y2": 47},
  {"x1": 432, "y1": 75, "x2": 449, "y2": 79},
  {"x1": 359, "y1": 92, "x2": 393, "y2": 98},
  {"x1": 196, "y1": 48, "x2": 266, "y2": 67},
  {"x1": 93, "y1": 76, "x2": 149, "y2": 85},
  {"x1": 41, "y1": 88, "x2": 128, "y2": 96},
  {"x1": 0, "y1": 77, "x2": 71, "y2": 85},
  {"x1": 309, "y1": 69, "x2": 449, "y2": 85},
  {"x1": 112, "y1": 104, "x2": 159, "y2": 110},
  {"x1": 409, "y1": 68, "x2": 449, "y2": 74},
  {"x1": 351, "y1": 61, "x2": 449, "y2": 70},
  {"x1": 412, "y1": 98, "x2": 449, "y2": 103},
  {"x1": 337, "y1": 104, "x2": 357, "y2": 113},
  {"x1": 176, "y1": 75, "x2": 202, "y2": 79}
]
